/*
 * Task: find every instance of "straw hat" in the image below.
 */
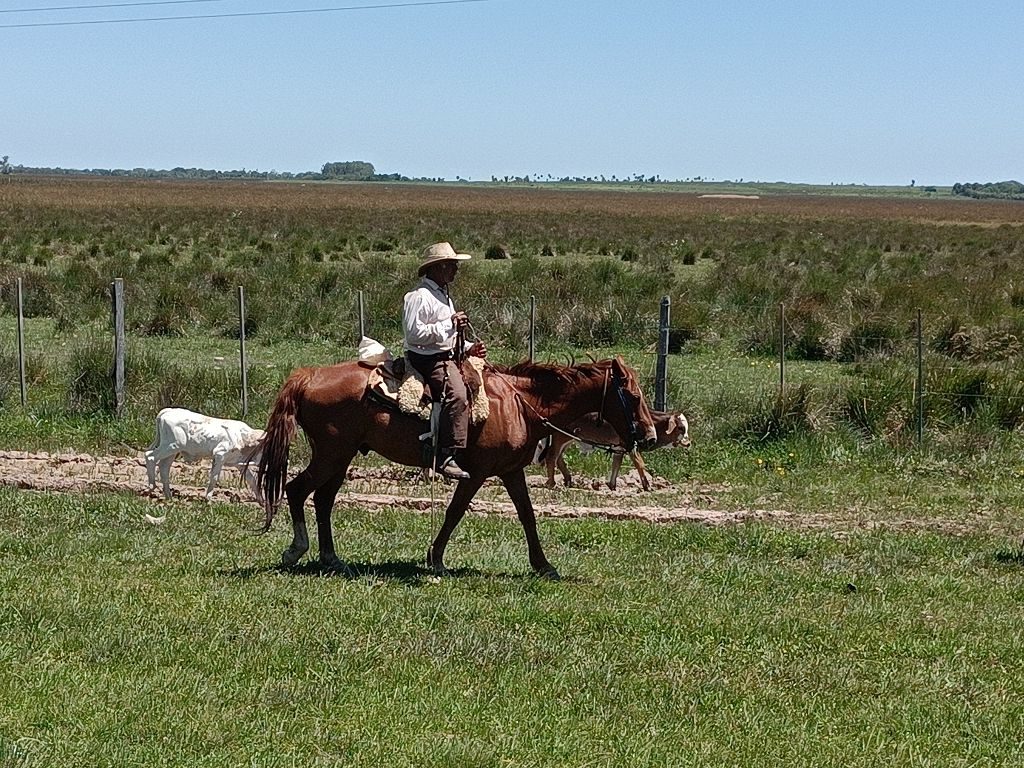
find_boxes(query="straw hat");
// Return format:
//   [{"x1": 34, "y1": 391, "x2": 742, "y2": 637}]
[{"x1": 417, "y1": 242, "x2": 472, "y2": 276}]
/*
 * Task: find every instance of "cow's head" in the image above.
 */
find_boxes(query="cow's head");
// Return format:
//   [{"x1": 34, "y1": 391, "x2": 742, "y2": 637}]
[{"x1": 660, "y1": 412, "x2": 691, "y2": 448}]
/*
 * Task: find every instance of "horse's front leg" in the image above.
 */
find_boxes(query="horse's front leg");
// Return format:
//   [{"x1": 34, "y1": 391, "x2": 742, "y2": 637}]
[
  {"x1": 426, "y1": 475, "x2": 486, "y2": 575},
  {"x1": 500, "y1": 469, "x2": 558, "y2": 579}
]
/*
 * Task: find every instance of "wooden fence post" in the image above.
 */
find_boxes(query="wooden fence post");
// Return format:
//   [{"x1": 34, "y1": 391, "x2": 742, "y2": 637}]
[
  {"x1": 111, "y1": 278, "x2": 125, "y2": 417},
  {"x1": 655, "y1": 296, "x2": 670, "y2": 410},
  {"x1": 238, "y1": 286, "x2": 248, "y2": 418},
  {"x1": 16, "y1": 277, "x2": 27, "y2": 407}
]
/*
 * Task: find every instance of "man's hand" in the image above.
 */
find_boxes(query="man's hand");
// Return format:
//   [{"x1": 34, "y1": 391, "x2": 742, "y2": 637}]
[
  {"x1": 468, "y1": 341, "x2": 488, "y2": 358},
  {"x1": 451, "y1": 311, "x2": 470, "y2": 329}
]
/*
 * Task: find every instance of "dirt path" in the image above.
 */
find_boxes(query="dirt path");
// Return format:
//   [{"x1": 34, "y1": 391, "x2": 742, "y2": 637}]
[{"x1": 0, "y1": 449, "x2": 787, "y2": 526}]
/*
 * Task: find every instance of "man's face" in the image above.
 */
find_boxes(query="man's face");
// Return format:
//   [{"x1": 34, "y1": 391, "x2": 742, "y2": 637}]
[{"x1": 433, "y1": 260, "x2": 458, "y2": 285}]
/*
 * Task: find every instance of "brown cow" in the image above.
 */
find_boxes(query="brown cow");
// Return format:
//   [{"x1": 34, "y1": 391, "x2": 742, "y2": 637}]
[{"x1": 538, "y1": 410, "x2": 690, "y2": 491}]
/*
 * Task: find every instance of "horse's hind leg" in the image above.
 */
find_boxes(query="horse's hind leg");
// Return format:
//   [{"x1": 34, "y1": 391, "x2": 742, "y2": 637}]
[
  {"x1": 313, "y1": 458, "x2": 357, "y2": 573},
  {"x1": 281, "y1": 452, "x2": 356, "y2": 568},
  {"x1": 280, "y1": 472, "x2": 312, "y2": 566},
  {"x1": 501, "y1": 468, "x2": 558, "y2": 579}
]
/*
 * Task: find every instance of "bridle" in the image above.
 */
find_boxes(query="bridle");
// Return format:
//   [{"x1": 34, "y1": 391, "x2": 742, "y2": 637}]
[{"x1": 593, "y1": 365, "x2": 646, "y2": 451}]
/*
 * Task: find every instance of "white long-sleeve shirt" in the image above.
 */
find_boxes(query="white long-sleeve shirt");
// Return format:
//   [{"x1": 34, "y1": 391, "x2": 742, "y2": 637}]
[{"x1": 403, "y1": 277, "x2": 459, "y2": 354}]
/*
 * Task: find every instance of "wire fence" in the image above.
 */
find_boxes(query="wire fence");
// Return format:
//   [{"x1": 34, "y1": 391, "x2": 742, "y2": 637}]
[{"x1": 5, "y1": 277, "x2": 1024, "y2": 441}]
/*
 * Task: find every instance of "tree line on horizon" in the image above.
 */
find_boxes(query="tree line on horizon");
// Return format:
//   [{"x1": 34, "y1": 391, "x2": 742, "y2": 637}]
[
  {"x1": 952, "y1": 180, "x2": 1024, "y2": 201},
  {"x1": 0, "y1": 159, "x2": 413, "y2": 183},
  {"x1": 4, "y1": 154, "x2": 1019, "y2": 195}
]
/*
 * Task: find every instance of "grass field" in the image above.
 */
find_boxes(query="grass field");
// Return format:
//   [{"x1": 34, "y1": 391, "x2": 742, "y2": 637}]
[
  {"x1": 3, "y1": 487, "x2": 1024, "y2": 767},
  {"x1": 4, "y1": 177, "x2": 1024, "y2": 765}
]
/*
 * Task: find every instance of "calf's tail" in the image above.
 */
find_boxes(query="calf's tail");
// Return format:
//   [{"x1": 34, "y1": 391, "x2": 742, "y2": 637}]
[
  {"x1": 534, "y1": 435, "x2": 552, "y2": 465},
  {"x1": 256, "y1": 369, "x2": 312, "y2": 532}
]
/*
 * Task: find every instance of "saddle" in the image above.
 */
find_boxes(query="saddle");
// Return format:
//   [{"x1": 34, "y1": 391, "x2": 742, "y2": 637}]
[{"x1": 366, "y1": 354, "x2": 490, "y2": 424}]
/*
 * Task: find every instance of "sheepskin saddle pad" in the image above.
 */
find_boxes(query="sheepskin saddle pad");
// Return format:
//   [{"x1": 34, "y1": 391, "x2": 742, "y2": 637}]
[{"x1": 366, "y1": 355, "x2": 490, "y2": 424}]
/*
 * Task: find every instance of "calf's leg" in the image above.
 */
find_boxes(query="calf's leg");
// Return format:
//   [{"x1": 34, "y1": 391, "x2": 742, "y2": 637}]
[
  {"x1": 555, "y1": 442, "x2": 573, "y2": 488},
  {"x1": 158, "y1": 456, "x2": 175, "y2": 499},
  {"x1": 607, "y1": 452, "x2": 623, "y2": 490},
  {"x1": 204, "y1": 452, "x2": 226, "y2": 500},
  {"x1": 145, "y1": 450, "x2": 158, "y2": 491}
]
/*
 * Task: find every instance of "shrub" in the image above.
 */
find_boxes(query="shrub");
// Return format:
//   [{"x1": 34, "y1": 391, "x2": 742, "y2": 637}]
[
  {"x1": 738, "y1": 384, "x2": 818, "y2": 442},
  {"x1": 484, "y1": 244, "x2": 510, "y2": 260},
  {"x1": 837, "y1": 320, "x2": 904, "y2": 362},
  {"x1": 931, "y1": 318, "x2": 973, "y2": 359},
  {"x1": 0, "y1": 346, "x2": 16, "y2": 405}
]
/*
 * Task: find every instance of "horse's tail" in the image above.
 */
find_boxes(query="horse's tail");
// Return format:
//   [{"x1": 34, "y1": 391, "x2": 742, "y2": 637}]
[{"x1": 256, "y1": 369, "x2": 313, "y2": 532}]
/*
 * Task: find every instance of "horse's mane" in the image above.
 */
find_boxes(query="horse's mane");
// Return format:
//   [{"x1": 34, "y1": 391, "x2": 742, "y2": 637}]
[{"x1": 487, "y1": 359, "x2": 608, "y2": 395}]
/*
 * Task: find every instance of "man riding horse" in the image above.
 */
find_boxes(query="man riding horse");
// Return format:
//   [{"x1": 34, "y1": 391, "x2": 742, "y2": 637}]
[
  {"x1": 402, "y1": 242, "x2": 487, "y2": 480},
  {"x1": 255, "y1": 244, "x2": 658, "y2": 576}
]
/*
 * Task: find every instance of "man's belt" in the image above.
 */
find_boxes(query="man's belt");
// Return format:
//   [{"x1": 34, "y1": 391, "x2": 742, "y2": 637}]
[{"x1": 406, "y1": 349, "x2": 453, "y2": 362}]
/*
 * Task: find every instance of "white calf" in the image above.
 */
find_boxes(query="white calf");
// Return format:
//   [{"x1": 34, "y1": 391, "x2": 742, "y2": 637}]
[
  {"x1": 144, "y1": 407, "x2": 265, "y2": 500},
  {"x1": 537, "y1": 410, "x2": 690, "y2": 491}
]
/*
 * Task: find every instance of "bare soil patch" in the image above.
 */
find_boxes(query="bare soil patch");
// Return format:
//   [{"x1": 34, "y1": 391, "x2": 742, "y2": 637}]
[
  {"x1": 0, "y1": 449, "x2": 784, "y2": 526},
  {"x1": 0, "y1": 450, "x2": 1003, "y2": 537}
]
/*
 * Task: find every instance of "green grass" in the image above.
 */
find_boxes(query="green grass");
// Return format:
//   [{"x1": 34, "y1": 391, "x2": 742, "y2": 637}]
[{"x1": 2, "y1": 488, "x2": 1024, "y2": 767}]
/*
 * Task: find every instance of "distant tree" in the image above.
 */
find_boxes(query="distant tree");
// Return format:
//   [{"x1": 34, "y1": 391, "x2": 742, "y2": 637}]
[
  {"x1": 321, "y1": 161, "x2": 375, "y2": 180},
  {"x1": 0, "y1": 155, "x2": 10, "y2": 175}
]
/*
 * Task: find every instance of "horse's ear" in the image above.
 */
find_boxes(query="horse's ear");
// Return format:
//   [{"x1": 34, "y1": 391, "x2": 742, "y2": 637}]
[{"x1": 665, "y1": 417, "x2": 676, "y2": 435}]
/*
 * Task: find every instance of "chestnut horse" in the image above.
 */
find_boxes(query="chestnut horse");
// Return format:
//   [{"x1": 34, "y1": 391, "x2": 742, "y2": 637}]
[{"x1": 255, "y1": 356, "x2": 657, "y2": 578}]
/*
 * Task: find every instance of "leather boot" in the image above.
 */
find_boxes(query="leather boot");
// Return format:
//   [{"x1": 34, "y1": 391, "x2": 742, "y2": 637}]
[{"x1": 438, "y1": 450, "x2": 470, "y2": 480}]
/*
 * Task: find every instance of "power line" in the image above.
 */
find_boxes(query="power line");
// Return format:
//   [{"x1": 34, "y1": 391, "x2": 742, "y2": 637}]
[
  {"x1": 0, "y1": 0, "x2": 490, "y2": 28},
  {"x1": 1, "y1": 0, "x2": 226, "y2": 15}
]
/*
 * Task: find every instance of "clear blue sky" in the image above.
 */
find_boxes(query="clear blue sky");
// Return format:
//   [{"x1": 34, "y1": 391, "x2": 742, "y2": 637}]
[{"x1": 4, "y1": 0, "x2": 1022, "y2": 185}]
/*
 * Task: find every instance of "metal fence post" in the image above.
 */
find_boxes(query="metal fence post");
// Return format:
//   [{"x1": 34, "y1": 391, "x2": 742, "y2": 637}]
[
  {"x1": 238, "y1": 286, "x2": 248, "y2": 418},
  {"x1": 111, "y1": 278, "x2": 125, "y2": 417},
  {"x1": 16, "y1": 277, "x2": 27, "y2": 407},
  {"x1": 529, "y1": 295, "x2": 536, "y2": 362},
  {"x1": 778, "y1": 302, "x2": 786, "y2": 396},
  {"x1": 655, "y1": 296, "x2": 670, "y2": 410},
  {"x1": 358, "y1": 290, "x2": 365, "y2": 342},
  {"x1": 917, "y1": 308, "x2": 924, "y2": 445}
]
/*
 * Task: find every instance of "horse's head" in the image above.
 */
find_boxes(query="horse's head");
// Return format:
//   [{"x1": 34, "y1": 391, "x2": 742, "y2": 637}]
[{"x1": 601, "y1": 356, "x2": 657, "y2": 451}]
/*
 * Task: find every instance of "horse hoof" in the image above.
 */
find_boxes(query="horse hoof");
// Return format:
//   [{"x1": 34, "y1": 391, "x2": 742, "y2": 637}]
[
  {"x1": 280, "y1": 547, "x2": 305, "y2": 567},
  {"x1": 537, "y1": 566, "x2": 561, "y2": 581},
  {"x1": 320, "y1": 555, "x2": 352, "y2": 576},
  {"x1": 425, "y1": 546, "x2": 448, "y2": 576}
]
